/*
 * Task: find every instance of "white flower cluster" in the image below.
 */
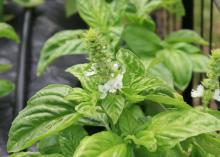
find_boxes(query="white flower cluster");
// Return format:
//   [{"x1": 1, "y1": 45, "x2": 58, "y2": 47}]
[
  {"x1": 98, "y1": 74, "x2": 124, "y2": 99},
  {"x1": 191, "y1": 84, "x2": 220, "y2": 101},
  {"x1": 98, "y1": 63, "x2": 125, "y2": 99}
]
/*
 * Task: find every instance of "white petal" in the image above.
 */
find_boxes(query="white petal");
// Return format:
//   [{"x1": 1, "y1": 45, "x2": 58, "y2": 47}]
[
  {"x1": 191, "y1": 84, "x2": 204, "y2": 98},
  {"x1": 213, "y1": 89, "x2": 220, "y2": 102}
]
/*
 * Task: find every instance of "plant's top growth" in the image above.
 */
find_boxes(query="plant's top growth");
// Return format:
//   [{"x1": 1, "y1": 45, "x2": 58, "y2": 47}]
[{"x1": 191, "y1": 49, "x2": 220, "y2": 106}]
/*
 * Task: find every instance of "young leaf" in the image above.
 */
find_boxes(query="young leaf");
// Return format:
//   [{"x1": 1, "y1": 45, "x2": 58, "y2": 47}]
[
  {"x1": 0, "y1": 22, "x2": 20, "y2": 43},
  {"x1": 144, "y1": 94, "x2": 191, "y2": 109},
  {"x1": 59, "y1": 125, "x2": 87, "y2": 157},
  {"x1": 165, "y1": 29, "x2": 208, "y2": 45},
  {"x1": 189, "y1": 54, "x2": 210, "y2": 73},
  {"x1": 116, "y1": 48, "x2": 145, "y2": 82},
  {"x1": 134, "y1": 109, "x2": 220, "y2": 152},
  {"x1": 0, "y1": 64, "x2": 12, "y2": 73},
  {"x1": 122, "y1": 25, "x2": 162, "y2": 57},
  {"x1": 65, "y1": 88, "x2": 91, "y2": 103},
  {"x1": 77, "y1": 0, "x2": 110, "y2": 28},
  {"x1": 65, "y1": 0, "x2": 77, "y2": 17},
  {"x1": 37, "y1": 30, "x2": 85, "y2": 76},
  {"x1": 0, "y1": 79, "x2": 14, "y2": 98},
  {"x1": 7, "y1": 84, "x2": 81, "y2": 152},
  {"x1": 159, "y1": 50, "x2": 192, "y2": 91},
  {"x1": 101, "y1": 94, "x2": 125, "y2": 124},
  {"x1": 66, "y1": 63, "x2": 101, "y2": 92},
  {"x1": 13, "y1": 0, "x2": 44, "y2": 7},
  {"x1": 73, "y1": 131, "x2": 130, "y2": 157},
  {"x1": 118, "y1": 106, "x2": 146, "y2": 135}
]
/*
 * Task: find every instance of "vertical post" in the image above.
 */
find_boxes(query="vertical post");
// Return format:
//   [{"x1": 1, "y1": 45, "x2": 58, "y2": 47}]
[
  {"x1": 200, "y1": 0, "x2": 204, "y2": 37},
  {"x1": 182, "y1": 0, "x2": 194, "y2": 29},
  {"x1": 14, "y1": 9, "x2": 33, "y2": 117},
  {"x1": 209, "y1": 0, "x2": 214, "y2": 53}
]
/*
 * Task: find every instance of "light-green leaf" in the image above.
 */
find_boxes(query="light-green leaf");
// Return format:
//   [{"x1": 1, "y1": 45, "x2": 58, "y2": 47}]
[
  {"x1": 189, "y1": 54, "x2": 210, "y2": 73},
  {"x1": 0, "y1": 22, "x2": 19, "y2": 43},
  {"x1": 38, "y1": 136, "x2": 61, "y2": 154},
  {"x1": 144, "y1": 94, "x2": 191, "y2": 109},
  {"x1": 165, "y1": 29, "x2": 208, "y2": 45},
  {"x1": 116, "y1": 48, "x2": 145, "y2": 84},
  {"x1": 13, "y1": 0, "x2": 44, "y2": 7},
  {"x1": 66, "y1": 64, "x2": 101, "y2": 92},
  {"x1": 7, "y1": 84, "x2": 81, "y2": 152},
  {"x1": 101, "y1": 94, "x2": 125, "y2": 124},
  {"x1": 77, "y1": 0, "x2": 110, "y2": 28},
  {"x1": 0, "y1": 79, "x2": 14, "y2": 97},
  {"x1": 37, "y1": 30, "x2": 85, "y2": 76},
  {"x1": 73, "y1": 131, "x2": 130, "y2": 157},
  {"x1": 59, "y1": 125, "x2": 87, "y2": 157},
  {"x1": 135, "y1": 109, "x2": 220, "y2": 152},
  {"x1": 159, "y1": 50, "x2": 192, "y2": 91}
]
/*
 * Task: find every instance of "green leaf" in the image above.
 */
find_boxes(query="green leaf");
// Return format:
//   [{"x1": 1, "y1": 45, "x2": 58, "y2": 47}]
[
  {"x1": 147, "y1": 62, "x2": 174, "y2": 88},
  {"x1": 101, "y1": 94, "x2": 125, "y2": 124},
  {"x1": 73, "y1": 131, "x2": 130, "y2": 157},
  {"x1": 65, "y1": 0, "x2": 77, "y2": 17},
  {"x1": 38, "y1": 136, "x2": 61, "y2": 154},
  {"x1": 77, "y1": 0, "x2": 110, "y2": 28},
  {"x1": 0, "y1": 63, "x2": 12, "y2": 73},
  {"x1": 37, "y1": 30, "x2": 85, "y2": 76},
  {"x1": 135, "y1": 109, "x2": 220, "y2": 152},
  {"x1": 159, "y1": 50, "x2": 192, "y2": 91},
  {"x1": 165, "y1": 29, "x2": 208, "y2": 45},
  {"x1": 122, "y1": 25, "x2": 162, "y2": 57},
  {"x1": 144, "y1": 94, "x2": 191, "y2": 109},
  {"x1": 192, "y1": 134, "x2": 220, "y2": 156},
  {"x1": 116, "y1": 48, "x2": 145, "y2": 84},
  {"x1": 144, "y1": 0, "x2": 185, "y2": 16},
  {"x1": 65, "y1": 87, "x2": 91, "y2": 103},
  {"x1": 0, "y1": 79, "x2": 14, "y2": 97},
  {"x1": 13, "y1": 0, "x2": 44, "y2": 7},
  {"x1": 0, "y1": 22, "x2": 19, "y2": 43},
  {"x1": 7, "y1": 84, "x2": 81, "y2": 152},
  {"x1": 9, "y1": 152, "x2": 64, "y2": 157},
  {"x1": 59, "y1": 125, "x2": 87, "y2": 157},
  {"x1": 118, "y1": 106, "x2": 146, "y2": 135},
  {"x1": 66, "y1": 63, "x2": 101, "y2": 92},
  {"x1": 189, "y1": 54, "x2": 210, "y2": 73},
  {"x1": 172, "y1": 42, "x2": 201, "y2": 54}
]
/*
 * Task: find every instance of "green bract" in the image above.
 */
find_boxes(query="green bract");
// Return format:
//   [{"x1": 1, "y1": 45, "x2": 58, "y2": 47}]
[{"x1": 8, "y1": 30, "x2": 220, "y2": 157}]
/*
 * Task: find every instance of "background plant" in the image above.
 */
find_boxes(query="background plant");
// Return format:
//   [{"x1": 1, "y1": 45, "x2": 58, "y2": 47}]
[{"x1": 7, "y1": 30, "x2": 220, "y2": 157}]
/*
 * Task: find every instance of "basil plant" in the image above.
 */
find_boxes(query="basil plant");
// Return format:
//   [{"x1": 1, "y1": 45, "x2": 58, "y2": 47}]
[
  {"x1": 7, "y1": 30, "x2": 220, "y2": 157},
  {"x1": 37, "y1": 0, "x2": 208, "y2": 92},
  {"x1": 37, "y1": 0, "x2": 185, "y2": 76}
]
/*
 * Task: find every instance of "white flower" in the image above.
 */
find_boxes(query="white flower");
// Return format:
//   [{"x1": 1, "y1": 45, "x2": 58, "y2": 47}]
[
  {"x1": 213, "y1": 89, "x2": 220, "y2": 101},
  {"x1": 112, "y1": 63, "x2": 119, "y2": 70},
  {"x1": 191, "y1": 84, "x2": 204, "y2": 97},
  {"x1": 191, "y1": 84, "x2": 220, "y2": 102},
  {"x1": 98, "y1": 74, "x2": 123, "y2": 99}
]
